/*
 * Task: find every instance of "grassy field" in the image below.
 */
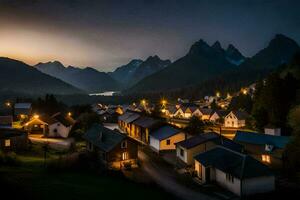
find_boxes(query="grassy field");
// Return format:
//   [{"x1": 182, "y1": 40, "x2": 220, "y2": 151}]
[{"x1": 0, "y1": 145, "x2": 176, "y2": 200}]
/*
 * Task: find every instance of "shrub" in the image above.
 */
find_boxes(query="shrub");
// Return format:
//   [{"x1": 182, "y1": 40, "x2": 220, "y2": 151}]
[{"x1": 0, "y1": 151, "x2": 21, "y2": 166}]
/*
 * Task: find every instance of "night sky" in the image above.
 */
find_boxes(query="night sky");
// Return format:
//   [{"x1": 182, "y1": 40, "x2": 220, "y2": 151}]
[{"x1": 0, "y1": 0, "x2": 299, "y2": 71}]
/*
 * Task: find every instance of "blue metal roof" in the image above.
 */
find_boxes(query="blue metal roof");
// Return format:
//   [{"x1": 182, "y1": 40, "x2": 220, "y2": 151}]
[
  {"x1": 194, "y1": 147, "x2": 273, "y2": 179},
  {"x1": 234, "y1": 131, "x2": 290, "y2": 149},
  {"x1": 150, "y1": 125, "x2": 182, "y2": 141}
]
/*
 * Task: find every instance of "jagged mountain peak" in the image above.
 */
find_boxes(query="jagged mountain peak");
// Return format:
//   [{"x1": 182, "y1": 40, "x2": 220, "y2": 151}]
[
  {"x1": 188, "y1": 39, "x2": 211, "y2": 55},
  {"x1": 212, "y1": 41, "x2": 223, "y2": 50}
]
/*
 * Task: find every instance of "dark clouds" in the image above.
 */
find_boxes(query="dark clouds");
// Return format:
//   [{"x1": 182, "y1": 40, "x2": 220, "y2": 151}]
[{"x1": 0, "y1": 0, "x2": 299, "y2": 71}]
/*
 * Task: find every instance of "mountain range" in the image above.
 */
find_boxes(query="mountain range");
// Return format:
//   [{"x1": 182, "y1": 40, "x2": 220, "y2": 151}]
[
  {"x1": 35, "y1": 61, "x2": 119, "y2": 93},
  {"x1": 109, "y1": 55, "x2": 171, "y2": 88},
  {"x1": 128, "y1": 34, "x2": 300, "y2": 94},
  {"x1": 0, "y1": 57, "x2": 82, "y2": 95},
  {"x1": 0, "y1": 34, "x2": 299, "y2": 98}
]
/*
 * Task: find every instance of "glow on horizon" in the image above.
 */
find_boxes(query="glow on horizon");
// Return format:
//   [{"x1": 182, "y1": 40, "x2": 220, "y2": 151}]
[{"x1": 0, "y1": 27, "x2": 125, "y2": 71}]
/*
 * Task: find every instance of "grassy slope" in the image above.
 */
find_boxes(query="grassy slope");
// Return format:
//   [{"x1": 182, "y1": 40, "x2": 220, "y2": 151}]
[{"x1": 0, "y1": 145, "x2": 175, "y2": 200}]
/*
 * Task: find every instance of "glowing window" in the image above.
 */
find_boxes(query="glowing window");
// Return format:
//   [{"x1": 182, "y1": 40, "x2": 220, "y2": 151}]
[
  {"x1": 262, "y1": 155, "x2": 271, "y2": 163},
  {"x1": 5, "y1": 139, "x2": 11, "y2": 147},
  {"x1": 122, "y1": 152, "x2": 128, "y2": 160}
]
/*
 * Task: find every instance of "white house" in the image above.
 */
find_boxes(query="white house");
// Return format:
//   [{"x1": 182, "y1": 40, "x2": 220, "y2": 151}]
[
  {"x1": 149, "y1": 125, "x2": 186, "y2": 152},
  {"x1": 194, "y1": 146, "x2": 275, "y2": 196},
  {"x1": 209, "y1": 110, "x2": 225, "y2": 122},
  {"x1": 199, "y1": 108, "x2": 213, "y2": 120},
  {"x1": 47, "y1": 113, "x2": 75, "y2": 138},
  {"x1": 224, "y1": 111, "x2": 248, "y2": 128}
]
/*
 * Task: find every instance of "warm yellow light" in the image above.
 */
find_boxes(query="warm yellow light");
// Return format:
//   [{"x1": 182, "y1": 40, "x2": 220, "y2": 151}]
[
  {"x1": 227, "y1": 93, "x2": 231, "y2": 99},
  {"x1": 34, "y1": 114, "x2": 39, "y2": 119},
  {"x1": 161, "y1": 99, "x2": 167, "y2": 105},
  {"x1": 141, "y1": 99, "x2": 146, "y2": 106},
  {"x1": 262, "y1": 155, "x2": 271, "y2": 163},
  {"x1": 216, "y1": 92, "x2": 220, "y2": 98},
  {"x1": 68, "y1": 112, "x2": 72, "y2": 117},
  {"x1": 242, "y1": 89, "x2": 247, "y2": 95},
  {"x1": 161, "y1": 108, "x2": 166, "y2": 113},
  {"x1": 5, "y1": 102, "x2": 11, "y2": 107},
  {"x1": 221, "y1": 104, "x2": 225, "y2": 108}
]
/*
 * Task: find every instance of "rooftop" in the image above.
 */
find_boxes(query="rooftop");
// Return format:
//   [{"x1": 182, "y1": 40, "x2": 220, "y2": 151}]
[
  {"x1": 151, "y1": 125, "x2": 182, "y2": 141},
  {"x1": 234, "y1": 131, "x2": 290, "y2": 149},
  {"x1": 194, "y1": 146, "x2": 273, "y2": 179},
  {"x1": 83, "y1": 124, "x2": 126, "y2": 152}
]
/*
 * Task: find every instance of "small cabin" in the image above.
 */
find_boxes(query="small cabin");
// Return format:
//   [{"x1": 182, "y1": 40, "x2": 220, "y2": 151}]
[
  {"x1": 194, "y1": 146, "x2": 275, "y2": 196},
  {"x1": 224, "y1": 111, "x2": 248, "y2": 128},
  {"x1": 0, "y1": 128, "x2": 28, "y2": 151},
  {"x1": 83, "y1": 124, "x2": 138, "y2": 169},
  {"x1": 234, "y1": 131, "x2": 290, "y2": 169},
  {"x1": 149, "y1": 125, "x2": 186, "y2": 152}
]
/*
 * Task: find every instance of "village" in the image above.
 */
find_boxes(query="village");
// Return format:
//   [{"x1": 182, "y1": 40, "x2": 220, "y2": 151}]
[{"x1": 0, "y1": 86, "x2": 293, "y2": 200}]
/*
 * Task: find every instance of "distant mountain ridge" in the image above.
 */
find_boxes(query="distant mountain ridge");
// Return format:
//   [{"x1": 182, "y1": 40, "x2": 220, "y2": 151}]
[
  {"x1": 109, "y1": 55, "x2": 171, "y2": 88},
  {"x1": 128, "y1": 34, "x2": 300, "y2": 94},
  {"x1": 36, "y1": 61, "x2": 120, "y2": 93},
  {"x1": 0, "y1": 57, "x2": 83, "y2": 95}
]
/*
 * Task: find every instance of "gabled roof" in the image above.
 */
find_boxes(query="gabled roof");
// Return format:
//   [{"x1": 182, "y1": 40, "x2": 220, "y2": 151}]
[
  {"x1": 234, "y1": 131, "x2": 290, "y2": 149},
  {"x1": 176, "y1": 132, "x2": 243, "y2": 152},
  {"x1": 176, "y1": 132, "x2": 219, "y2": 149},
  {"x1": 51, "y1": 113, "x2": 75, "y2": 127},
  {"x1": 166, "y1": 105, "x2": 178, "y2": 114},
  {"x1": 228, "y1": 110, "x2": 248, "y2": 120},
  {"x1": 211, "y1": 110, "x2": 228, "y2": 117},
  {"x1": 132, "y1": 116, "x2": 160, "y2": 128},
  {"x1": 200, "y1": 108, "x2": 213, "y2": 115},
  {"x1": 120, "y1": 112, "x2": 141, "y2": 124},
  {"x1": 151, "y1": 125, "x2": 182, "y2": 141},
  {"x1": 83, "y1": 124, "x2": 126, "y2": 152},
  {"x1": 194, "y1": 147, "x2": 273, "y2": 179}
]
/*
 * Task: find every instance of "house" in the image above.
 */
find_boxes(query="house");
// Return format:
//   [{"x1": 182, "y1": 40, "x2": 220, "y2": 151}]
[
  {"x1": 164, "y1": 105, "x2": 178, "y2": 117},
  {"x1": 25, "y1": 113, "x2": 75, "y2": 138},
  {"x1": 149, "y1": 125, "x2": 186, "y2": 152},
  {"x1": 176, "y1": 132, "x2": 243, "y2": 166},
  {"x1": 98, "y1": 108, "x2": 120, "y2": 123},
  {"x1": 0, "y1": 116, "x2": 13, "y2": 128},
  {"x1": 199, "y1": 108, "x2": 213, "y2": 120},
  {"x1": 118, "y1": 112, "x2": 141, "y2": 134},
  {"x1": 47, "y1": 113, "x2": 75, "y2": 138},
  {"x1": 83, "y1": 124, "x2": 138, "y2": 169},
  {"x1": 0, "y1": 128, "x2": 28, "y2": 151},
  {"x1": 194, "y1": 146, "x2": 275, "y2": 196},
  {"x1": 224, "y1": 111, "x2": 248, "y2": 128},
  {"x1": 209, "y1": 110, "x2": 227, "y2": 123},
  {"x1": 131, "y1": 116, "x2": 161, "y2": 144},
  {"x1": 25, "y1": 114, "x2": 50, "y2": 135},
  {"x1": 173, "y1": 107, "x2": 184, "y2": 118},
  {"x1": 233, "y1": 131, "x2": 290, "y2": 169},
  {"x1": 14, "y1": 103, "x2": 32, "y2": 120}
]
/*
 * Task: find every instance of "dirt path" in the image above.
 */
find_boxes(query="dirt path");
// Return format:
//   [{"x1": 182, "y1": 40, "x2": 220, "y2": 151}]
[{"x1": 139, "y1": 150, "x2": 217, "y2": 200}]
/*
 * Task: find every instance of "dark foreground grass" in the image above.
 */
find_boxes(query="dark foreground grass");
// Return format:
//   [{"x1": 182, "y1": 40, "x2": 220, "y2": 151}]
[{"x1": 0, "y1": 145, "x2": 177, "y2": 200}]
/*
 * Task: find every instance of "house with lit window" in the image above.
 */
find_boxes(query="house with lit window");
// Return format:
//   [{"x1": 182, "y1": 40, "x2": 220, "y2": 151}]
[
  {"x1": 47, "y1": 112, "x2": 75, "y2": 138},
  {"x1": 118, "y1": 111, "x2": 141, "y2": 134},
  {"x1": 83, "y1": 124, "x2": 138, "y2": 169},
  {"x1": 0, "y1": 116, "x2": 13, "y2": 128},
  {"x1": 149, "y1": 125, "x2": 186, "y2": 152},
  {"x1": 224, "y1": 111, "x2": 248, "y2": 128},
  {"x1": 199, "y1": 108, "x2": 213, "y2": 120},
  {"x1": 233, "y1": 131, "x2": 290, "y2": 169},
  {"x1": 14, "y1": 103, "x2": 32, "y2": 120},
  {"x1": 194, "y1": 146, "x2": 275, "y2": 196},
  {"x1": 176, "y1": 132, "x2": 243, "y2": 166},
  {"x1": 131, "y1": 116, "x2": 161, "y2": 144},
  {"x1": 209, "y1": 110, "x2": 227, "y2": 123},
  {"x1": 25, "y1": 113, "x2": 75, "y2": 138},
  {"x1": 0, "y1": 128, "x2": 28, "y2": 151}
]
